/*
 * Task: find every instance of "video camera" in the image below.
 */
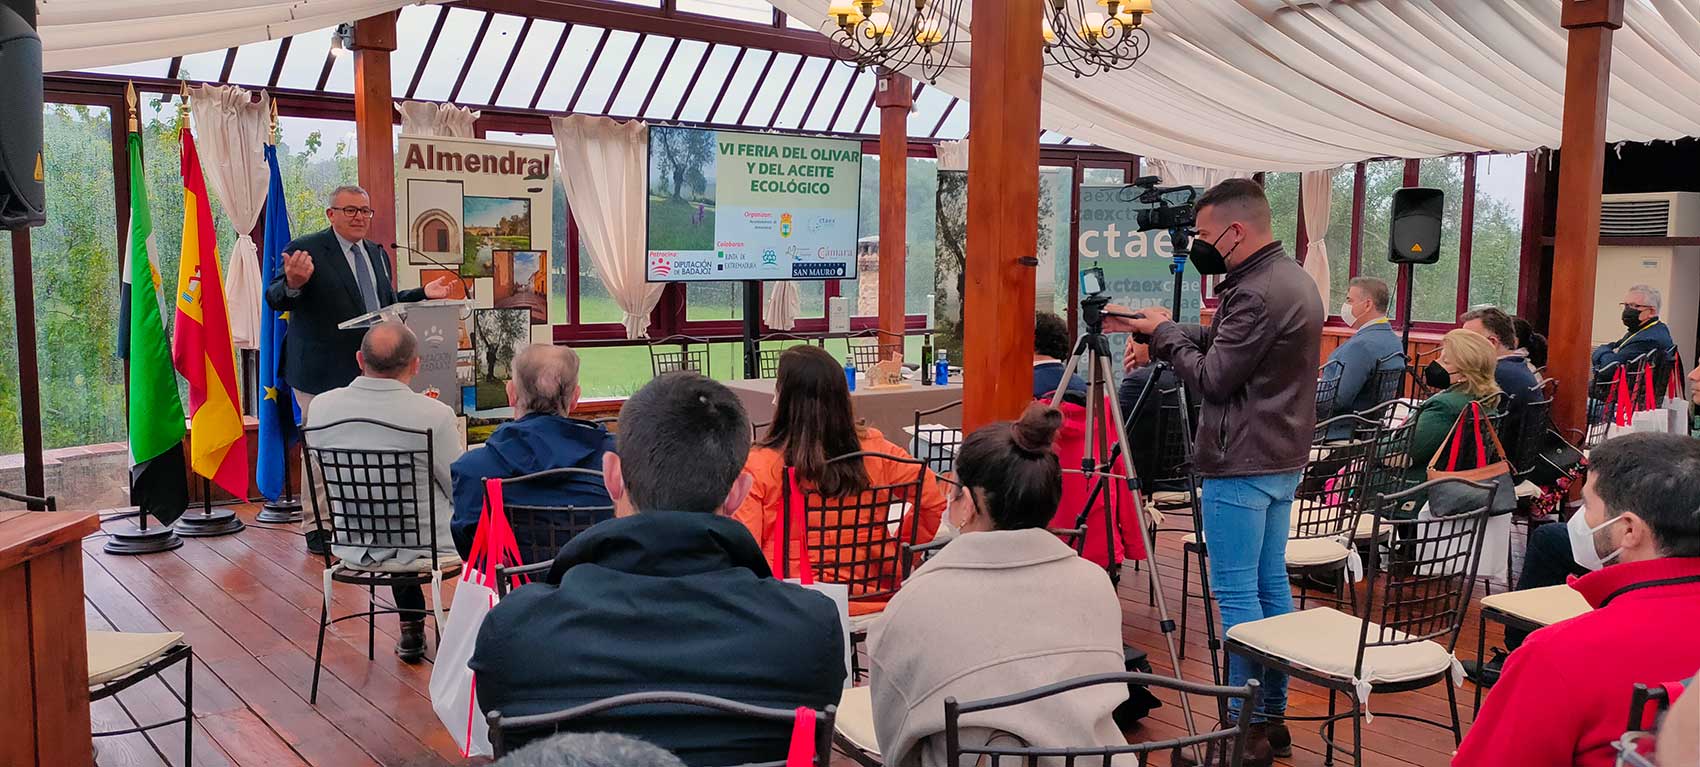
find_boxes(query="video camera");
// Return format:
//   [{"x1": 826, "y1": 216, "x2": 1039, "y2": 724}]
[{"x1": 1119, "y1": 175, "x2": 1198, "y2": 233}]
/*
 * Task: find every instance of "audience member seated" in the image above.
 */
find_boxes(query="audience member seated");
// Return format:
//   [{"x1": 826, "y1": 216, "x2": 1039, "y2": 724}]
[
  {"x1": 492, "y1": 732, "x2": 686, "y2": 767},
  {"x1": 1033, "y1": 312, "x2": 1087, "y2": 400},
  {"x1": 1116, "y1": 336, "x2": 1181, "y2": 489},
  {"x1": 1593, "y1": 285, "x2": 1674, "y2": 372},
  {"x1": 1512, "y1": 315, "x2": 1549, "y2": 370},
  {"x1": 1455, "y1": 433, "x2": 1700, "y2": 767},
  {"x1": 1402, "y1": 329, "x2": 1502, "y2": 488},
  {"x1": 304, "y1": 321, "x2": 461, "y2": 664},
  {"x1": 735, "y1": 345, "x2": 946, "y2": 614},
  {"x1": 1321, "y1": 276, "x2": 1402, "y2": 438},
  {"x1": 870, "y1": 404, "x2": 1131, "y2": 767},
  {"x1": 471, "y1": 372, "x2": 846, "y2": 765},
  {"x1": 1460, "y1": 306, "x2": 1542, "y2": 417},
  {"x1": 450, "y1": 344, "x2": 615, "y2": 559}
]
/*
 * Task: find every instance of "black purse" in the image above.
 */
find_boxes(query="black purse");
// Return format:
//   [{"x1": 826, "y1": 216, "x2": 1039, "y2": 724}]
[
  {"x1": 1426, "y1": 402, "x2": 1518, "y2": 518},
  {"x1": 1526, "y1": 429, "x2": 1586, "y2": 488}
]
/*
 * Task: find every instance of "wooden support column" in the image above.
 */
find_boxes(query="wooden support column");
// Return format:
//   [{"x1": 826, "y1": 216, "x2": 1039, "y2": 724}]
[
  {"x1": 353, "y1": 13, "x2": 399, "y2": 274},
  {"x1": 1549, "y1": 0, "x2": 1624, "y2": 434},
  {"x1": 963, "y1": 0, "x2": 1042, "y2": 430},
  {"x1": 875, "y1": 70, "x2": 913, "y2": 348}
]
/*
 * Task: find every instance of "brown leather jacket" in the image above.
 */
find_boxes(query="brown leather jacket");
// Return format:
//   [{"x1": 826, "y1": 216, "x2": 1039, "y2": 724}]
[{"x1": 1149, "y1": 242, "x2": 1323, "y2": 478}]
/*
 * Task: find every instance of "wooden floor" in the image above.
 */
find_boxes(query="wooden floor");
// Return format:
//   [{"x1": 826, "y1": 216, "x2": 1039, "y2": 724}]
[{"x1": 81, "y1": 503, "x2": 1511, "y2": 767}]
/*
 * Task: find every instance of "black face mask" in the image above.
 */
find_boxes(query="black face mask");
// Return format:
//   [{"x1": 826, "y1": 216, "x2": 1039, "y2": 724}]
[
  {"x1": 1188, "y1": 229, "x2": 1238, "y2": 276},
  {"x1": 1424, "y1": 360, "x2": 1452, "y2": 390},
  {"x1": 1622, "y1": 307, "x2": 1646, "y2": 330}
]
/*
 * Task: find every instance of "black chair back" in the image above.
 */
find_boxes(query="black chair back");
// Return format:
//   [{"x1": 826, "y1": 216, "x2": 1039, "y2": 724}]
[
  {"x1": 650, "y1": 335, "x2": 711, "y2": 377},
  {"x1": 1410, "y1": 346, "x2": 1444, "y2": 398},
  {"x1": 499, "y1": 467, "x2": 614, "y2": 565},
  {"x1": 848, "y1": 329, "x2": 903, "y2": 370},
  {"x1": 1356, "y1": 399, "x2": 1419, "y2": 503},
  {"x1": 302, "y1": 418, "x2": 444, "y2": 571},
  {"x1": 486, "y1": 691, "x2": 836, "y2": 766},
  {"x1": 1316, "y1": 361, "x2": 1344, "y2": 420},
  {"x1": 1296, "y1": 417, "x2": 1377, "y2": 542},
  {"x1": 1369, "y1": 351, "x2": 1409, "y2": 404},
  {"x1": 944, "y1": 673, "x2": 1260, "y2": 767},
  {"x1": 494, "y1": 561, "x2": 553, "y2": 596},
  {"x1": 912, "y1": 400, "x2": 963, "y2": 477},
  {"x1": 1503, "y1": 397, "x2": 1554, "y2": 474},
  {"x1": 1627, "y1": 681, "x2": 1679, "y2": 732},
  {"x1": 779, "y1": 451, "x2": 928, "y2": 603},
  {"x1": 1356, "y1": 479, "x2": 1493, "y2": 664}
]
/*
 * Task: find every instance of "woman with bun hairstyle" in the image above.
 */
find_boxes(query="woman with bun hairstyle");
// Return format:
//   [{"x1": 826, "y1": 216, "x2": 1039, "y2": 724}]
[{"x1": 869, "y1": 404, "x2": 1130, "y2": 767}]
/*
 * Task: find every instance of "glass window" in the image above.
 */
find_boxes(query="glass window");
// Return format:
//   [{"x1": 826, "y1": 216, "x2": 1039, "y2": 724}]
[
  {"x1": 856, "y1": 156, "x2": 940, "y2": 317},
  {"x1": 392, "y1": 5, "x2": 446, "y2": 91},
  {"x1": 802, "y1": 62, "x2": 856, "y2": 133},
  {"x1": 1358, "y1": 160, "x2": 1404, "y2": 317},
  {"x1": 575, "y1": 345, "x2": 652, "y2": 398},
  {"x1": 832, "y1": 71, "x2": 877, "y2": 134},
  {"x1": 1265, "y1": 172, "x2": 1300, "y2": 259},
  {"x1": 907, "y1": 87, "x2": 952, "y2": 136},
  {"x1": 455, "y1": 13, "x2": 529, "y2": 106},
  {"x1": 1041, "y1": 166, "x2": 1074, "y2": 316},
  {"x1": 275, "y1": 25, "x2": 334, "y2": 90},
  {"x1": 178, "y1": 49, "x2": 229, "y2": 84},
  {"x1": 577, "y1": 229, "x2": 627, "y2": 325},
  {"x1": 413, "y1": 8, "x2": 486, "y2": 101},
  {"x1": 1083, "y1": 166, "x2": 1128, "y2": 185},
  {"x1": 687, "y1": 282, "x2": 743, "y2": 322},
  {"x1": 709, "y1": 49, "x2": 774, "y2": 125},
  {"x1": 1325, "y1": 167, "x2": 1354, "y2": 314},
  {"x1": 275, "y1": 116, "x2": 360, "y2": 242},
  {"x1": 1470, "y1": 153, "x2": 1525, "y2": 312},
  {"x1": 324, "y1": 46, "x2": 356, "y2": 93},
  {"x1": 770, "y1": 57, "x2": 828, "y2": 130},
  {"x1": 226, "y1": 39, "x2": 283, "y2": 86},
  {"x1": 608, "y1": 36, "x2": 682, "y2": 118},
  {"x1": 676, "y1": 45, "x2": 744, "y2": 124},
  {"x1": 571, "y1": 30, "x2": 641, "y2": 114},
  {"x1": 676, "y1": 0, "x2": 777, "y2": 23},
  {"x1": 739, "y1": 52, "x2": 800, "y2": 126},
  {"x1": 494, "y1": 20, "x2": 567, "y2": 108},
  {"x1": 534, "y1": 25, "x2": 608, "y2": 111},
  {"x1": 1414, "y1": 156, "x2": 1466, "y2": 322},
  {"x1": 16, "y1": 104, "x2": 125, "y2": 454},
  {"x1": 932, "y1": 98, "x2": 968, "y2": 140}
]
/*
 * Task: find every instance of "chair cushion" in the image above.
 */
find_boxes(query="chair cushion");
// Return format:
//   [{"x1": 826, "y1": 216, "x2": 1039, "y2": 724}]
[
  {"x1": 1149, "y1": 490, "x2": 1192, "y2": 507},
  {"x1": 1285, "y1": 537, "x2": 1352, "y2": 567},
  {"x1": 849, "y1": 610, "x2": 884, "y2": 633},
  {"x1": 88, "y1": 630, "x2": 184, "y2": 686},
  {"x1": 1480, "y1": 584, "x2": 1592, "y2": 627},
  {"x1": 835, "y1": 685, "x2": 881, "y2": 756},
  {"x1": 343, "y1": 553, "x2": 463, "y2": 574},
  {"x1": 1226, "y1": 607, "x2": 1454, "y2": 685}
]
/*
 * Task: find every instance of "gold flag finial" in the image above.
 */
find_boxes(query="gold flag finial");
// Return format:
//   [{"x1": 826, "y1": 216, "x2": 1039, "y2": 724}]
[
  {"x1": 269, "y1": 96, "x2": 279, "y2": 144},
  {"x1": 125, "y1": 81, "x2": 139, "y2": 134}
]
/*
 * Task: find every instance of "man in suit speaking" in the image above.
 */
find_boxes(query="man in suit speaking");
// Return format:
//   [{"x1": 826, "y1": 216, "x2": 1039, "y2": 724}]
[{"x1": 266, "y1": 185, "x2": 456, "y2": 409}]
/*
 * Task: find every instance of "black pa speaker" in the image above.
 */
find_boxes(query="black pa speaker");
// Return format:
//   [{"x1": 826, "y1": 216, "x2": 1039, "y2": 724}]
[
  {"x1": 1388, "y1": 187, "x2": 1443, "y2": 265},
  {"x1": 0, "y1": 0, "x2": 44, "y2": 231}
]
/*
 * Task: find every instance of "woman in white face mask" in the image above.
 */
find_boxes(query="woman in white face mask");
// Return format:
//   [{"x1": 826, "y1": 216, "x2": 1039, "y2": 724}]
[{"x1": 867, "y1": 404, "x2": 1138, "y2": 767}]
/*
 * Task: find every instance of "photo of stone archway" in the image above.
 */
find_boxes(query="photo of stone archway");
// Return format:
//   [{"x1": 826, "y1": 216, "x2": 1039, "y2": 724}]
[{"x1": 405, "y1": 179, "x2": 464, "y2": 265}]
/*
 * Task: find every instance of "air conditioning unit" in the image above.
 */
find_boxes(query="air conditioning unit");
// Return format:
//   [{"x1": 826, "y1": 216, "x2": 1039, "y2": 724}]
[{"x1": 1593, "y1": 192, "x2": 1700, "y2": 367}]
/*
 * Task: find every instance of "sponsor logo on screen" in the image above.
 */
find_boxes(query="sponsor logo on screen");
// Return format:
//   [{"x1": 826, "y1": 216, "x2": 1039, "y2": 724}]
[
  {"x1": 780, "y1": 213, "x2": 793, "y2": 238},
  {"x1": 669, "y1": 259, "x2": 715, "y2": 276},
  {"x1": 651, "y1": 255, "x2": 672, "y2": 277},
  {"x1": 816, "y1": 247, "x2": 853, "y2": 261},
  {"x1": 809, "y1": 216, "x2": 837, "y2": 233},
  {"x1": 762, "y1": 249, "x2": 778, "y2": 266},
  {"x1": 792, "y1": 262, "x2": 846, "y2": 278}
]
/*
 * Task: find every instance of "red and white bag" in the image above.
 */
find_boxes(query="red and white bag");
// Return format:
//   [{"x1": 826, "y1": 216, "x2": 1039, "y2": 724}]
[
  {"x1": 1663, "y1": 351, "x2": 1691, "y2": 434},
  {"x1": 1604, "y1": 366, "x2": 1640, "y2": 441},
  {"x1": 1631, "y1": 361, "x2": 1672, "y2": 434},
  {"x1": 430, "y1": 478, "x2": 523, "y2": 757},
  {"x1": 786, "y1": 707, "x2": 821, "y2": 767}
]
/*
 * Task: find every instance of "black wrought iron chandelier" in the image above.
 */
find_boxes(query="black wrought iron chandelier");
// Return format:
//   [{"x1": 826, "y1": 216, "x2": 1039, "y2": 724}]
[{"x1": 824, "y1": 0, "x2": 1153, "y2": 83}]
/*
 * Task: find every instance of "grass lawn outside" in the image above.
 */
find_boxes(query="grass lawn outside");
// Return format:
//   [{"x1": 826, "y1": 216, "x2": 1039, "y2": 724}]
[{"x1": 646, "y1": 195, "x2": 716, "y2": 252}]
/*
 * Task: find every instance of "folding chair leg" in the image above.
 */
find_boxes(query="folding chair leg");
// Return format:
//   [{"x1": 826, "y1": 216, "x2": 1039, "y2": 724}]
[
  {"x1": 1447, "y1": 674, "x2": 1464, "y2": 746},
  {"x1": 1324, "y1": 688, "x2": 1337, "y2": 766},
  {"x1": 1473, "y1": 612, "x2": 1487, "y2": 715},
  {"x1": 311, "y1": 601, "x2": 328, "y2": 705},
  {"x1": 367, "y1": 584, "x2": 377, "y2": 661},
  {"x1": 1351, "y1": 696, "x2": 1364, "y2": 767},
  {"x1": 185, "y1": 652, "x2": 194, "y2": 767}
]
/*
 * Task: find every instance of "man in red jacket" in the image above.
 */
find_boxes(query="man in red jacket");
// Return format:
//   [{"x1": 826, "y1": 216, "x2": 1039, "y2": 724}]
[{"x1": 1455, "y1": 432, "x2": 1700, "y2": 767}]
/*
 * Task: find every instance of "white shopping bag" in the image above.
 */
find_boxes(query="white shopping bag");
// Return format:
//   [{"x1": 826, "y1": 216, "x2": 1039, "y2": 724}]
[
  {"x1": 1629, "y1": 362, "x2": 1671, "y2": 434},
  {"x1": 778, "y1": 468, "x2": 854, "y2": 684},
  {"x1": 1662, "y1": 352, "x2": 1691, "y2": 434},
  {"x1": 430, "y1": 478, "x2": 522, "y2": 758}
]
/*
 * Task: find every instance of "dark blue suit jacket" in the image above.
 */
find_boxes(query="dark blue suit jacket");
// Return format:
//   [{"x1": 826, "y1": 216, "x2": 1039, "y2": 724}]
[{"x1": 1592, "y1": 319, "x2": 1674, "y2": 372}]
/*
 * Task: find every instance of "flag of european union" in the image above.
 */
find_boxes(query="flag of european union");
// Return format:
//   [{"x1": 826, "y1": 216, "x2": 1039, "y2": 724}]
[{"x1": 256, "y1": 144, "x2": 296, "y2": 502}]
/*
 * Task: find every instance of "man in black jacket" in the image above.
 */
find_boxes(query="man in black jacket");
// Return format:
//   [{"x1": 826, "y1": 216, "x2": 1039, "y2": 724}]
[
  {"x1": 471, "y1": 372, "x2": 846, "y2": 766},
  {"x1": 1114, "y1": 178, "x2": 1323, "y2": 765},
  {"x1": 264, "y1": 185, "x2": 456, "y2": 401}
]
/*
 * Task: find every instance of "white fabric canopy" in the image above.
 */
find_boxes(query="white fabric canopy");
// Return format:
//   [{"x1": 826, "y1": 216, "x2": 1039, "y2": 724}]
[
  {"x1": 550, "y1": 115, "x2": 663, "y2": 339},
  {"x1": 189, "y1": 84, "x2": 271, "y2": 351},
  {"x1": 38, "y1": 1, "x2": 440, "y2": 72},
  {"x1": 771, "y1": 0, "x2": 1700, "y2": 171}
]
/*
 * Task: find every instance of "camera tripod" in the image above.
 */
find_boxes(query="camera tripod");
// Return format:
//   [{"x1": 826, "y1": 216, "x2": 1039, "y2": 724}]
[{"x1": 1048, "y1": 245, "x2": 1206, "y2": 753}]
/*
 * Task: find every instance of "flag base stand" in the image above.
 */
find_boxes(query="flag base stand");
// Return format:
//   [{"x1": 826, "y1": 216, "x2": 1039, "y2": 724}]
[
  {"x1": 174, "y1": 479, "x2": 245, "y2": 537},
  {"x1": 103, "y1": 518, "x2": 184, "y2": 556},
  {"x1": 256, "y1": 499, "x2": 302, "y2": 524}
]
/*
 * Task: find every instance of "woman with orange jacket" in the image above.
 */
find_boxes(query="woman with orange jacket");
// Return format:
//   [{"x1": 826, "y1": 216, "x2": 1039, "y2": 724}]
[{"x1": 734, "y1": 345, "x2": 947, "y2": 616}]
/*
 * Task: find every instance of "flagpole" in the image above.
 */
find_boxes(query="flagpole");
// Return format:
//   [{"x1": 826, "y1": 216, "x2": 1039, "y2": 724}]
[
  {"x1": 255, "y1": 95, "x2": 303, "y2": 525},
  {"x1": 106, "y1": 81, "x2": 186, "y2": 555}
]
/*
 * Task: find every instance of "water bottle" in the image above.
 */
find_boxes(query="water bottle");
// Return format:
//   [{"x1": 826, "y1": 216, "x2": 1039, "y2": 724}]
[
  {"x1": 845, "y1": 356, "x2": 857, "y2": 392},
  {"x1": 935, "y1": 350, "x2": 949, "y2": 386},
  {"x1": 920, "y1": 335, "x2": 935, "y2": 386}
]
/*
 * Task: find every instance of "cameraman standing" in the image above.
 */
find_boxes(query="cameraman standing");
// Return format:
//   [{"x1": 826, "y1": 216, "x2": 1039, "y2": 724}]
[{"x1": 1112, "y1": 178, "x2": 1323, "y2": 765}]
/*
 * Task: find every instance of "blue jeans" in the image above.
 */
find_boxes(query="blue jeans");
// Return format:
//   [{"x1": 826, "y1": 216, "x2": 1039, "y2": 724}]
[{"x1": 1202, "y1": 471, "x2": 1302, "y2": 721}]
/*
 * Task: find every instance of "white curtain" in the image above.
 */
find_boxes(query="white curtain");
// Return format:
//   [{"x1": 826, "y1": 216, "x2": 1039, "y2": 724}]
[
  {"x1": 1144, "y1": 158, "x2": 1251, "y2": 189},
  {"x1": 190, "y1": 84, "x2": 270, "y2": 350},
  {"x1": 936, "y1": 140, "x2": 969, "y2": 172},
  {"x1": 397, "y1": 101, "x2": 480, "y2": 137},
  {"x1": 550, "y1": 115, "x2": 662, "y2": 339},
  {"x1": 1300, "y1": 168, "x2": 1336, "y2": 308},
  {"x1": 764, "y1": 282, "x2": 799, "y2": 330}
]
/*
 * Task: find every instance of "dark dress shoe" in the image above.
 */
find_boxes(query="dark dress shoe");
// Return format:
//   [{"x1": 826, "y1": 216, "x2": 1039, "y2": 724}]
[
  {"x1": 1462, "y1": 648, "x2": 1507, "y2": 688},
  {"x1": 1257, "y1": 721, "x2": 1293, "y2": 758},
  {"x1": 396, "y1": 620, "x2": 426, "y2": 664},
  {"x1": 304, "y1": 528, "x2": 329, "y2": 557}
]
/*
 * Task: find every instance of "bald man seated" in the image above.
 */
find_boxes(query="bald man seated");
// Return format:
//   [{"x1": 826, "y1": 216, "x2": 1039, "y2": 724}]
[
  {"x1": 450, "y1": 344, "x2": 616, "y2": 559},
  {"x1": 304, "y1": 320, "x2": 463, "y2": 663}
]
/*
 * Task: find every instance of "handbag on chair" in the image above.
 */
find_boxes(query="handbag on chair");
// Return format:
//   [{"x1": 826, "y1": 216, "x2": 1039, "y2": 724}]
[{"x1": 1427, "y1": 401, "x2": 1517, "y2": 518}]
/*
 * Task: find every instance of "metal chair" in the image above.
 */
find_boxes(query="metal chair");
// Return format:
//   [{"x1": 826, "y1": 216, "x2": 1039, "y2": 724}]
[
  {"x1": 590, "y1": 415, "x2": 618, "y2": 432},
  {"x1": 1368, "y1": 351, "x2": 1409, "y2": 404},
  {"x1": 0, "y1": 487, "x2": 55, "y2": 509},
  {"x1": 494, "y1": 561, "x2": 552, "y2": 597},
  {"x1": 302, "y1": 418, "x2": 459, "y2": 704},
  {"x1": 1316, "y1": 361, "x2": 1344, "y2": 421},
  {"x1": 88, "y1": 631, "x2": 195, "y2": 766},
  {"x1": 1137, "y1": 388, "x2": 1216, "y2": 678},
  {"x1": 756, "y1": 333, "x2": 821, "y2": 379},
  {"x1": 943, "y1": 674, "x2": 1261, "y2": 767},
  {"x1": 848, "y1": 329, "x2": 904, "y2": 369},
  {"x1": 780, "y1": 451, "x2": 930, "y2": 680},
  {"x1": 486, "y1": 691, "x2": 836, "y2": 766},
  {"x1": 500, "y1": 467, "x2": 614, "y2": 566},
  {"x1": 911, "y1": 399, "x2": 963, "y2": 477},
  {"x1": 649, "y1": 335, "x2": 711, "y2": 377},
  {"x1": 1225, "y1": 478, "x2": 1494, "y2": 767},
  {"x1": 1290, "y1": 415, "x2": 1380, "y2": 608},
  {"x1": 1410, "y1": 346, "x2": 1445, "y2": 399},
  {"x1": 1612, "y1": 682, "x2": 1681, "y2": 767}
]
